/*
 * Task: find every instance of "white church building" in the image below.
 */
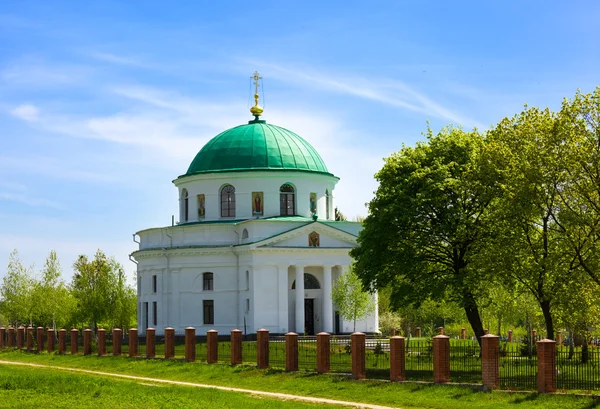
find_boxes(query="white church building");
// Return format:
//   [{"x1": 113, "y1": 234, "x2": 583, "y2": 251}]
[{"x1": 131, "y1": 77, "x2": 378, "y2": 336}]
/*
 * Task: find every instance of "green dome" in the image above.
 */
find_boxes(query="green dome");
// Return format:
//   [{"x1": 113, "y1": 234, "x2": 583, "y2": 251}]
[{"x1": 182, "y1": 119, "x2": 335, "y2": 177}]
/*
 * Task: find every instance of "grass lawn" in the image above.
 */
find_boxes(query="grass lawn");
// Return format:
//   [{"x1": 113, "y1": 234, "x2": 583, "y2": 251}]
[
  {"x1": 2, "y1": 350, "x2": 600, "y2": 408},
  {"x1": 0, "y1": 364, "x2": 327, "y2": 409}
]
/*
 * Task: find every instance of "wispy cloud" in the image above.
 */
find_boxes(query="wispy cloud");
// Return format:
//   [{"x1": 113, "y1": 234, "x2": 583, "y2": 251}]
[
  {"x1": 86, "y1": 51, "x2": 149, "y2": 68},
  {"x1": 10, "y1": 104, "x2": 39, "y2": 122},
  {"x1": 250, "y1": 61, "x2": 484, "y2": 128},
  {"x1": 0, "y1": 191, "x2": 61, "y2": 209}
]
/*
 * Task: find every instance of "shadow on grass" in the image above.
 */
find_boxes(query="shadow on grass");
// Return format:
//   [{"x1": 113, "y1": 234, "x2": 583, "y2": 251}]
[{"x1": 509, "y1": 393, "x2": 540, "y2": 405}]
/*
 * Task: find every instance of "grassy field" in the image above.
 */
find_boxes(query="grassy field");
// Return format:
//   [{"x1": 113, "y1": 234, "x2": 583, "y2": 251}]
[
  {"x1": 0, "y1": 363, "x2": 327, "y2": 408},
  {"x1": 1, "y1": 349, "x2": 600, "y2": 408}
]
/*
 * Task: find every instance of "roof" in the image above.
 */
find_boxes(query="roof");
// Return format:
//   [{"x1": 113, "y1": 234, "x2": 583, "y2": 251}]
[{"x1": 180, "y1": 119, "x2": 335, "y2": 178}]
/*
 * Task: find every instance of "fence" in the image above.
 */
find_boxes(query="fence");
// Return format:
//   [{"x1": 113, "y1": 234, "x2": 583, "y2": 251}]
[{"x1": 1, "y1": 326, "x2": 599, "y2": 393}]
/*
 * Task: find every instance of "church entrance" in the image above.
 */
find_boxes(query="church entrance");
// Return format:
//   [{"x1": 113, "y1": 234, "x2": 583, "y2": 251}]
[{"x1": 304, "y1": 299, "x2": 315, "y2": 335}]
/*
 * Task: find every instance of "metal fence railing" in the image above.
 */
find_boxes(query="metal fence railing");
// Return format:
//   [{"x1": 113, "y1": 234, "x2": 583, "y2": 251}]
[{"x1": 556, "y1": 345, "x2": 600, "y2": 391}]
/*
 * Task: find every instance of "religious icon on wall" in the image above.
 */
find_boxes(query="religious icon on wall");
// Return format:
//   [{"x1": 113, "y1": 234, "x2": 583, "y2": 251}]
[
  {"x1": 252, "y1": 192, "x2": 263, "y2": 215},
  {"x1": 308, "y1": 231, "x2": 320, "y2": 247},
  {"x1": 197, "y1": 194, "x2": 205, "y2": 219},
  {"x1": 309, "y1": 192, "x2": 317, "y2": 214}
]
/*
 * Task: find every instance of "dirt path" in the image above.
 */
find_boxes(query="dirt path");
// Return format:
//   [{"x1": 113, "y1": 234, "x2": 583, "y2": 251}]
[{"x1": 0, "y1": 360, "x2": 401, "y2": 409}]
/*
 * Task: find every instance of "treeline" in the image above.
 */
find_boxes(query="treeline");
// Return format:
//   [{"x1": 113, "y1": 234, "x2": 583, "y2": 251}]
[
  {"x1": 0, "y1": 249, "x2": 136, "y2": 331},
  {"x1": 354, "y1": 88, "x2": 600, "y2": 346}
]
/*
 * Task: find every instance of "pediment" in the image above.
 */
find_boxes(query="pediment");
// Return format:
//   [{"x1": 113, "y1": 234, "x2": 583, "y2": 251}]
[{"x1": 250, "y1": 222, "x2": 358, "y2": 249}]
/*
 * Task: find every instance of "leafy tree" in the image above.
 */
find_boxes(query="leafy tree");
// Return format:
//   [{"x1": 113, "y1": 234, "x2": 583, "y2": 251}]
[
  {"x1": 331, "y1": 266, "x2": 375, "y2": 332},
  {"x1": 351, "y1": 127, "x2": 499, "y2": 343},
  {"x1": 0, "y1": 250, "x2": 35, "y2": 326},
  {"x1": 335, "y1": 207, "x2": 347, "y2": 221}
]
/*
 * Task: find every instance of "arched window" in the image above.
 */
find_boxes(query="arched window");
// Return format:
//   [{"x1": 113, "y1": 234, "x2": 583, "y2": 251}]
[
  {"x1": 242, "y1": 229, "x2": 249, "y2": 239},
  {"x1": 220, "y1": 185, "x2": 236, "y2": 217},
  {"x1": 325, "y1": 189, "x2": 330, "y2": 220},
  {"x1": 181, "y1": 189, "x2": 189, "y2": 222},
  {"x1": 291, "y1": 273, "x2": 321, "y2": 289},
  {"x1": 280, "y1": 184, "x2": 295, "y2": 216},
  {"x1": 203, "y1": 272, "x2": 214, "y2": 291}
]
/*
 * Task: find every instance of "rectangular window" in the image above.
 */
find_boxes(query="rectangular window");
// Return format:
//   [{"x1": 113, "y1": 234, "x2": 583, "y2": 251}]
[
  {"x1": 143, "y1": 302, "x2": 149, "y2": 330},
  {"x1": 245, "y1": 298, "x2": 250, "y2": 313},
  {"x1": 203, "y1": 300, "x2": 214, "y2": 325},
  {"x1": 203, "y1": 273, "x2": 213, "y2": 291},
  {"x1": 152, "y1": 275, "x2": 157, "y2": 293},
  {"x1": 245, "y1": 270, "x2": 250, "y2": 290},
  {"x1": 152, "y1": 302, "x2": 157, "y2": 326},
  {"x1": 137, "y1": 277, "x2": 142, "y2": 295}
]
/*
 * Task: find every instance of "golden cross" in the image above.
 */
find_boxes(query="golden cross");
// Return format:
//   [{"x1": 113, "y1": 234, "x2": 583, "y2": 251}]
[{"x1": 252, "y1": 71, "x2": 262, "y2": 95}]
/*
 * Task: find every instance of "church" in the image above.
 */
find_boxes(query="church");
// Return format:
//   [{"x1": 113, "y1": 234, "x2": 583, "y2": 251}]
[{"x1": 131, "y1": 74, "x2": 378, "y2": 336}]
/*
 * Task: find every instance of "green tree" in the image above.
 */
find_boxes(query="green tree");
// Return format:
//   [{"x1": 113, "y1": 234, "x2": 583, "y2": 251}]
[
  {"x1": 0, "y1": 250, "x2": 35, "y2": 326},
  {"x1": 331, "y1": 266, "x2": 375, "y2": 332},
  {"x1": 351, "y1": 127, "x2": 499, "y2": 343}
]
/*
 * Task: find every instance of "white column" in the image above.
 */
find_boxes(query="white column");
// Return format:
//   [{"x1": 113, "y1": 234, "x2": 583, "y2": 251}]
[
  {"x1": 295, "y1": 265, "x2": 305, "y2": 334},
  {"x1": 322, "y1": 265, "x2": 333, "y2": 333},
  {"x1": 278, "y1": 265, "x2": 289, "y2": 333}
]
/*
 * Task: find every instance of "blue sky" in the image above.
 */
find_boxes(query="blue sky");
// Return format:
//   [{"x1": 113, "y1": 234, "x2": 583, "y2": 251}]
[{"x1": 1, "y1": 1, "x2": 598, "y2": 282}]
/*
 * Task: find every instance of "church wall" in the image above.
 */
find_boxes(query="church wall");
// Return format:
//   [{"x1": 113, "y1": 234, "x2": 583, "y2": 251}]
[
  {"x1": 251, "y1": 265, "x2": 280, "y2": 332},
  {"x1": 272, "y1": 234, "x2": 353, "y2": 248}
]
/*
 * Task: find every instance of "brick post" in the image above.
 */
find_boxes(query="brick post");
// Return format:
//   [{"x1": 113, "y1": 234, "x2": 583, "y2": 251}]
[
  {"x1": 207, "y1": 330, "x2": 218, "y2": 364},
  {"x1": 164, "y1": 327, "x2": 175, "y2": 358},
  {"x1": 316, "y1": 332, "x2": 330, "y2": 374},
  {"x1": 146, "y1": 328, "x2": 156, "y2": 358},
  {"x1": 460, "y1": 328, "x2": 466, "y2": 340},
  {"x1": 112, "y1": 328, "x2": 122, "y2": 356},
  {"x1": 351, "y1": 332, "x2": 366, "y2": 380},
  {"x1": 0, "y1": 327, "x2": 5, "y2": 349},
  {"x1": 7, "y1": 327, "x2": 15, "y2": 347},
  {"x1": 438, "y1": 327, "x2": 444, "y2": 335},
  {"x1": 58, "y1": 329, "x2": 66, "y2": 354},
  {"x1": 285, "y1": 332, "x2": 298, "y2": 372},
  {"x1": 129, "y1": 328, "x2": 138, "y2": 357},
  {"x1": 70, "y1": 329, "x2": 78, "y2": 354},
  {"x1": 97, "y1": 329, "x2": 106, "y2": 356},
  {"x1": 83, "y1": 329, "x2": 92, "y2": 355},
  {"x1": 415, "y1": 327, "x2": 421, "y2": 337},
  {"x1": 185, "y1": 327, "x2": 196, "y2": 362},
  {"x1": 37, "y1": 327, "x2": 44, "y2": 352},
  {"x1": 537, "y1": 339, "x2": 556, "y2": 393},
  {"x1": 531, "y1": 330, "x2": 537, "y2": 341},
  {"x1": 507, "y1": 330, "x2": 513, "y2": 343},
  {"x1": 17, "y1": 326, "x2": 24, "y2": 349},
  {"x1": 47, "y1": 329, "x2": 55, "y2": 353},
  {"x1": 257, "y1": 329, "x2": 269, "y2": 369},
  {"x1": 481, "y1": 334, "x2": 500, "y2": 389},
  {"x1": 433, "y1": 335, "x2": 450, "y2": 384},
  {"x1": 26, "y1": 326, "x2": 34, "y2": 351},
  {"x1": 483, "y1": 329, "x2": 489, "y2": 335},
  {"x1": 230, "y1": 329, "x2": 242, "y2": 365},
  {"x1": 390, "y1": 336, "x2": 406, "y2": 381},
  {"x1": 556, "y1": 331, "x2": 562, "y2": 345}
]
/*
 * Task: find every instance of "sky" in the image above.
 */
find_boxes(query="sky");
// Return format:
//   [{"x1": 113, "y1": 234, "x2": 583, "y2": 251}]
[{"x1": 1, "y1": 0, "x2": 598, "y2": 283}]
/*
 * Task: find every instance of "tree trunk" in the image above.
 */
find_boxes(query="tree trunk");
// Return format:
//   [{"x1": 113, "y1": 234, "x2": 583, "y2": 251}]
[
  {"x1": 582, "y1": 337, "x2": 589, "y2": 364},
  {"x1": 568, "y1": 331, "x2": 574, "y2": 359},
  {"x1": 539, "y1": 299, "x2": 554, "y2": 340},
  {"x1": 462, "y1": 289, "x2": 485, "y2": 346}
]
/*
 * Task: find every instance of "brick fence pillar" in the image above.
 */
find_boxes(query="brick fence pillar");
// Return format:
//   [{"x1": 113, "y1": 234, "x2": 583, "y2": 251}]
[
  {"x1": 507, "y1": 330, "x2": 513, "y2": 343},
  {"x1": 230, "y1": 329, "x2": 242, "y2": 365},
  {"x1": 7, "y1": 327, "x2": 15, "y2": 347},
  {"x1": 415, "y1": 327, "x2": 421, "y2": 337},
  {"x1": 481, "y1": 334, "x2": 500, "y2": 389},
  {"x1": 26, "y1": 326, "x2": 34, "y2": 351},
  {"x1": 37, "y1": 327, "x2": 44, "y2": 352},
  {"x1": 433, "y1": 335, "x2": 450, "y2": 384},
  {"x1": 531, "y1": 330, "x2": 537, "y2": 341},
  {"x1": 129, "y1": 328, "x2": 138, "y2": 357},
  {"x1": 164, "y1": 327, "x2": 175, "y2": 358},
  {"x1": 285, "y1": 332, "x2": 298, "y2": 372},
  {"x1": 460, "y1": 328, "x2": 466, "y2": 340},
  {"x1": 438, "y1": 327, "x2": 445, "y2": 335},
  {"x1": 556, "y1": 331, "x2": 562, "y2": 345},
  {"x1": 351, "y1": 332, "x2": 366, "y2": 380},
  {"x1": 146, "y1": 328, "x2": 156, "y2": 358},
  {"x1": 0, "y1": 327, "x2": 5, "y2": 349},
  {"x1": 185, "y1": 327, "x2": 196, "y2": 362},
  {"x1": 483, "y1": 329, "x2": 489, "y2": 335},
  {"x1": 97, "y1": 329, "x2": 106, "y2": 356},
  {"x1": 316, "y1": 332, "x2": 330, "y2": 374},
  {"x1": 58, "y1": 329, "x2": 66, "y2": 354},
  {"x1": 83, "y1": 329, "x2": 92, "y2": 355},
  {"x1": 257, "y1": 329, "x2": 269, "y2": 369},
  {"x1": 112, "y1": 328, "x2": 122, "y2": 356},
  {"x1": 17, "y1": 326, "x2": 24, "y2": 349},
  {"x1": 207, "y1": 330, "x2": 218, "y2": 364},
  {"x1": 47, "y1": 329, "x2": 55, "y2": 353},
  {"x1": 537, "y1": 339, "x2": 556, "y2": 393},
  {"x1": 70, "y1": 329, "x2": 79, "y2": 354},
  {"x1": 390, "y1": 336, "x2": 406, "y2": 381}
]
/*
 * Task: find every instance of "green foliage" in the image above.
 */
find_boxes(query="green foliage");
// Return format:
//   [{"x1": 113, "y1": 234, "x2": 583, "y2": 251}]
[
  {"x1": 0, "y1": 250, "x2": 35, "y2": 326},
  {"x1": 331, "y1": 266, "x2": 375, "y2": 332}
]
